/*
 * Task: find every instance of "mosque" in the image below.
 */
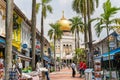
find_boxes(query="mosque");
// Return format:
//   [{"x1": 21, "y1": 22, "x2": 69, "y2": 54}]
[{"x1": 55, "y1": 11, "x2": 75, "y2": 63}]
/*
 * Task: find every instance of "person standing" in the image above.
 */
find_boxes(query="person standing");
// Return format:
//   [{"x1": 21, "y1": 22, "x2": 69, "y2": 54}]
[
  {"x1": 45, "y1": 61, "x2": 50, "y2": 80},
  {"x1": 17, "y1": 57, "x2": 23, "y2": 77},
  {"x1": 71, "y1": 61, "x2": 76, "y2": 77},
  {"x1": 36, "y1": 60, "x2": 42, "y2": 71},
  {"x1": 36, "y1": 60, "x2": 42, "y2": 79}
]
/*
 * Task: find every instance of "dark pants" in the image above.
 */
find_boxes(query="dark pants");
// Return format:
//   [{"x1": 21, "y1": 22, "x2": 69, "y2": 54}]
[
  {"x1": 72, "y1": 68, "x2": 76, "y2": 77},
  {"x1": 45, "y1": 71, "x2": 50, "y2": 80},
  {"x1": 17, "y1": 68, "x2": 22, "y2": 75},
  {"x1": 80, "y1": 69, "x2": 84, "y2": 77}
]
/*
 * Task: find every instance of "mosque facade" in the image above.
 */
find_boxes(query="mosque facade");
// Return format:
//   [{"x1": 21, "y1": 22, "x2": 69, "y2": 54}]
[{"x1": 55, "y1": 12, "x2": 75, "y2": 61}]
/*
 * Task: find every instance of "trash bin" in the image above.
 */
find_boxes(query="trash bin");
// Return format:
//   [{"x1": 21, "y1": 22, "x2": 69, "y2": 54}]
[{"x1": 85, "y1": 68, "x2": 93, "y2": 80}]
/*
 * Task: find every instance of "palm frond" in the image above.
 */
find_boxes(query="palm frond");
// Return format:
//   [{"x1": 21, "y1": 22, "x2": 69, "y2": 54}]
[
  {"x1": 42, "y1": 6, "x2": 47, "y2": 18},
  {"x1": 42, "y1": 0, "x2": 51, "y2": 4},
  {"x1": 47, "y1": 5, "x2": 53, "y2": 13},
  {"x1": 94, "y1": 22, "x2": 104, "y2": 37},
  {"x1": 48, "y1": 29, "x2": 53, "y2": 40},
  {"x1": 36, "y1": 3, "x2": 40, "y2": 14}
]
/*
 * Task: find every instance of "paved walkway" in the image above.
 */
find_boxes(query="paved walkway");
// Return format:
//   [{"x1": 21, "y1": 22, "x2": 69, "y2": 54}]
[{"x1": 50, "y1": 67, "x2": 85, "y2": 80}]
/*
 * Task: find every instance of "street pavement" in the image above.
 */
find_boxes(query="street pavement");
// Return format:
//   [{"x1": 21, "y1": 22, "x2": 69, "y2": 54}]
[{"x1": 50, "y1": 67, "x2": 85, "y2": 80}]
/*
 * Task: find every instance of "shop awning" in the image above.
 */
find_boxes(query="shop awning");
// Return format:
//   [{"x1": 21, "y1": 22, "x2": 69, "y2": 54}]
[
  {"x1": 94, "y1": 48, "x2": 120, "y2": 61},
  {"x1": 13, "y1": 50, "x2": 32, "y2": 61},
  {"x1": 18, "y1": 54, "x2": 32, "y2": 61},
  {"x1": 102, "y1": 47, "x2": 120, "y2": 61},
  {"x1": 102, "y1": 48, "x2": 120, "y2": 57},
  {"x1": 43, "y1": 56, "x2": 51, "y2": 63}
]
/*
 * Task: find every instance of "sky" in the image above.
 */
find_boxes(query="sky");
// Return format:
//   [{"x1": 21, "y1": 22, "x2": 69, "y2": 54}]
[{"x1": 14, "y1": 0, "x2": 120, "y2": 43}]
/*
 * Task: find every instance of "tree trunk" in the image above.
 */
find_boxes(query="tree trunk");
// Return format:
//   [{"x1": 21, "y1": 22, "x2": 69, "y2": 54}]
[
  {"x1": 87, "y1": 0, "x2": 93, "y2": 68},
  {"x1": 5, "y1": 0, "x2": 13, "y2": 79},
  {"x1": 31, "y1": 0, "x2": 36, "y2": 70},
  {"x1": 41, "y1": 7, "x2": 44, "y2": 66},
  {"x1": 54, "y1": 37, "x2": 56, "y2": 71},
  {"x1": 77, "y1": 27, "x2": 80, "y2": 48},
  {"x1": 75, "y1": 29, "x2": 77, "y2": 49},
  {"x1": 106, "y1": 24, "x2": 112, "y2": 80},
  {"x1": 83, "y1": 0, "x2": 88, "y2": 49}
]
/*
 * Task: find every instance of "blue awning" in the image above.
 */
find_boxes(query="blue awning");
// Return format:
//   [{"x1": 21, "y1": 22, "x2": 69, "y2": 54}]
[
  {"x1": 43, "y1": 56, "x2": 51, "y2": 63},
  {"x1": 0, "y1": 37, "x2": 5, "y2": 43},
  {"x1": 102, "y1": 48, "x2": 120, "y2": 57},
  {"x1": 102, "y1": 47, "x2": 120, "y2": 61},
  {"x1": 94, "y1": 48, "x2": 120, "y2": 61}
]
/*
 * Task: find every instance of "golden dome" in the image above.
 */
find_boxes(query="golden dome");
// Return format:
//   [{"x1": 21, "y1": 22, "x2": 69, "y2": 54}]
[{"x1": 58, "y1": 11, "x2": 71, "y2": 31}]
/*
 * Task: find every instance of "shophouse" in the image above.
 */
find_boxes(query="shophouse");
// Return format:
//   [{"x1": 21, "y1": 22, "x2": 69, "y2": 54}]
[
  {"x1": 0, "y1": 0, "x2": 6, "y2": 59},
  {"x1": 0, "y1": 0, "x2": 51, "y2": 68}
]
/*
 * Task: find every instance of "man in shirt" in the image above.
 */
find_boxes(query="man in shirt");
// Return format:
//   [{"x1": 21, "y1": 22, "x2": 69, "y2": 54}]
[
  {"x1": 45, "y1": 61, "x2": 50, "y2": 80},
  {"x1": 71, "y1": 61, "x2": 76, "y2": 77}
]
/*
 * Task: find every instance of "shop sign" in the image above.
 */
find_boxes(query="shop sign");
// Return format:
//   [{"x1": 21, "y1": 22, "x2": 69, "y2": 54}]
[
  {"x1": 22, "y1": 44, "x2": 27, "y2": 48},
  {"x1": 36, "y1": 45, "x2": 40, "y2": 49},
  {"x1": 117, "y1": 35, "x2": 120, "y2": 41},
  {"x1": 109, "y1": 41, "x2": 116, "y2": 47}
]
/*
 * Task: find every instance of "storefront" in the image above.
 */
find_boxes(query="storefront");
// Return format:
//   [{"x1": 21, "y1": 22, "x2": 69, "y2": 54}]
[
  {"x1": 0, "y1": 36, "x2": 5, "y2": 59},
  {"x1": 114, "y1": 52, "x2": 120, "y2": 79},
  {"x1": 95, "y1": 47, "x2": 120, "y2": 79}
]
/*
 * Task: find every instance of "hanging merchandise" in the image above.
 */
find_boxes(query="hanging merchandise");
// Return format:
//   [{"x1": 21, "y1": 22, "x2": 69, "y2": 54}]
[
  {"x1": 0, "y1": 58, "x2": 4, "y2": 80},
  {"x1": 94, "y1": 59, "x2": 102, "y2": 80}
]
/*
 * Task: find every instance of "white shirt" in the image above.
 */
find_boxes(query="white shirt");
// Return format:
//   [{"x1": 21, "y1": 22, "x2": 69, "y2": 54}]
[
  {"x1": 18, "y1": 63, "x2": 23, "y2": 68},
  {"x1": 71, "y1": 63, "x2": 76, "y2": 69},
  {"x1": 36, "y1": 62, "x2": 42, "y2": 69}
]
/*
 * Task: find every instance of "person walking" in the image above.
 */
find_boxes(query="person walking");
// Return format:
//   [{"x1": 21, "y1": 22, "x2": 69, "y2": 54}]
[
  {"x1": 45, "y1": 61, "x2": 50, "y2": 80},
  {"x1": 71, "y1": 61, "x2": 76, "y2": 77},
  {"x1": 80, "y1": 61, "x2": 87, "y2": 78},
  {"x1": 79, "y1": 61, "x2": 83, "y2": 77},
  {"x1": 17, "y1": 57, "x2": 23, "y2": 78},
  {"x1": 36, "y1": 60, "x2": 42, "y2": 79}
]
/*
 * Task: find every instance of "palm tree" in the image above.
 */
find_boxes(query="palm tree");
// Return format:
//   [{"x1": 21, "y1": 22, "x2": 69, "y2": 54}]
[
  {"x1": 48, "y1": 23, "x2": 63, "y2": 71},
  {"x1": 5, "y1": 0, "x2": 13, "y2": 79},
  {"x1": 86, "y1": 0, "x2": 99, "y2": 68},
  {"x1": 41, "y1": 0, "x2": 52, "y2": 66},
  {"x1": 94, "y1": 0, "x2": 120, "y2": 79},
  {"x1": 72, "y1": 0, "x2": 87, "y2": 48},
  {"x1": 31, "y1": 0, "x2": 36, "y2": 70},
  {"x1": 69, "y1": 16, "x2": 84, "y2": 48},
  {"x1": 72, "y1": 0, "x2": 99, "y2": 48},
  {"x1": 74, "y1": 48, "x2": 86, "y2": 63}
]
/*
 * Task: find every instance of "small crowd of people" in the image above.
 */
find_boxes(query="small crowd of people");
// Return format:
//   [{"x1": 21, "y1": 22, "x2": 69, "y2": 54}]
[
  {"x1": 71, "y1": 61, "x2": 87, "y2": 78},
  {"x1": 11, "y1": 58, "x2": 87, "y2": 80}
]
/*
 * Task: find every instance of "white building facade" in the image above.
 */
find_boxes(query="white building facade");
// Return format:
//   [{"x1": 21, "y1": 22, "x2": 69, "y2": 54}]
[{"x1": 55, "y1": 12, "x2": 75, "y2": 60}]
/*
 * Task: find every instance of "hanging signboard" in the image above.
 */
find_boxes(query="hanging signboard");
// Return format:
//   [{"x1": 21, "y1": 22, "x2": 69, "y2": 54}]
[
  {"x1": 117, "y1": 35, "x2": 120, "y2": 41},
  {"x1": 109, "y1": 41, "x2": 116, "y2": 48}
]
